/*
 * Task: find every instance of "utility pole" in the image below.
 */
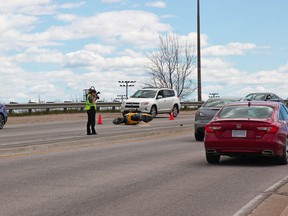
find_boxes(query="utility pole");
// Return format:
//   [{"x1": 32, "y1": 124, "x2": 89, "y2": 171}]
[
  {"x1": 197, "y1": 0, "x2": 202, "y2": 101},
  {"x1": 118, "y1": 81, "x2": 136, "y2": 99}
]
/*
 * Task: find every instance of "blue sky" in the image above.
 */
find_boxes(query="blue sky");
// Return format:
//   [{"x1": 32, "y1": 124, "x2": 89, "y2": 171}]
[{"x1": 1, "y1": 0, "x2": 288, "y2": 103}]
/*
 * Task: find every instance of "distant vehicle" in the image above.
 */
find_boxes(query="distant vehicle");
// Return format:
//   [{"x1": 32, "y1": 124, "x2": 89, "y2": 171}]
[
  {"x1": 204, "y1": 101, "x2": 288, "y2": 165},
  {"x1": 244, "y1": 92, "x2": 284, "y2": 103},
  {"x1": 0, "y1": 103, "x2": 8, "y2": 129},
  {"x1": 194, "y1": 97, "x2": 241, "y2": 141},
  {"x1": 120, "y1": 88, "x2": 180, "y2": 118}
]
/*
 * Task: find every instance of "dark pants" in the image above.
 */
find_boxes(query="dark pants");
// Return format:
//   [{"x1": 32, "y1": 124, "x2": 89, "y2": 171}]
[{"x1": 87, "y1": 108, "x2": 96, "y2": 134}]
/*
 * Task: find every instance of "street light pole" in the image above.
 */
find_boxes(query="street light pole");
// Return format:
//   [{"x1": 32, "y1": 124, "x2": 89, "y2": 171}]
[
  {"x1": 117, "y1": 94, "x2": 127, "y2": 102},
  {"x1": 197, "y1": 0, "x2": 202, "y2": 101},
  {"x1": 209, "y1": 93, "x2": 219, "y2": 98},
  {"x1": 118, "y1": 81, "x2": 136, "y2": 99}
]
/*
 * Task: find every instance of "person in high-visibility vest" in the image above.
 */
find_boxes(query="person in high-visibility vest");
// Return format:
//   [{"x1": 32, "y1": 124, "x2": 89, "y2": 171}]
[{"x1": 86, "y1": 88, "x2": 99, "y2": 135}]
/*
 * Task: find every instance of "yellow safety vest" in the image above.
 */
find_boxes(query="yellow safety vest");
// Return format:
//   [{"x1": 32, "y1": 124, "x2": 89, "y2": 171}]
[{"x1": 86, "y1": 94, "x2": 96, "y2": 110}]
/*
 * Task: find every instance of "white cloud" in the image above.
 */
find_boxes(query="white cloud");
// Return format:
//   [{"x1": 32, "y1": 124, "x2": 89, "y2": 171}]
[
  {"x1": 246, "y1": 69, "x2": 288, "y2": 84},
  {"x1": 55, "y1": 14, "x2": 77, "y2": 22},
  {"x1": 60, "y1": 2, "x2": 85, "y2": 9},
  {"x1": 203, "y1": 42, "x2": 256, "y2": 56},
  {"x1": 145, "y1": 1, "x2": 166, "y2": 8},
  {"x1": 64, "y1": 50, "x2": 147, "y2": 71},
  {"x1": 84, "y1": 44, "x2": 116, "y2": 55},
  {"x1": 39, "y1": 10, "x2": 171, "y2": 48},
  {"x1": 161, "y1": 14, "x2": 177, "y2": 19},
  {"x1": 0, "y1": 14, "x2": 38, "y2": 33},
  {"x1": 0, "y1": 0, "x2": 56, "y2": 15},
  {"x1": 14, "y1": 47, "x2": 64, "y2": 64},
  {"x1": 65, "y1": 50, "x2": 103, "y2": 67},
  {"x1": 118, "y1": 49, "x2": 144, "y2": 57},
  {"x1": 200, "y1": 56, "x2": 288, "y2": 98}
]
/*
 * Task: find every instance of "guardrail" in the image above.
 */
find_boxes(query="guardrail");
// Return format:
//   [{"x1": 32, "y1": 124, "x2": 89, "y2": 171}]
[
  {"x1": 5, "y1": 101, "x2": 204, "y2": 114},
  {"x1": 6, "y1": 100, "x2": 288, "y2": 114}
]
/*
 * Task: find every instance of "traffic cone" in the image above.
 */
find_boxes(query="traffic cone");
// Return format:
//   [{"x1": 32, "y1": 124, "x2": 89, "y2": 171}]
[
  {"x1": 97, "y1": 114, "x2": 103, "y2": 124},
  {"x1": 169, "y1": 113, "x2": 175, "y2": 120}
]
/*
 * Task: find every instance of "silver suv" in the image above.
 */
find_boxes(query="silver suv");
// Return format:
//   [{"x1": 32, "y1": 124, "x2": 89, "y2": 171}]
[{"x1": 120, "y1": 88, "x2": 180, "y2": 118}]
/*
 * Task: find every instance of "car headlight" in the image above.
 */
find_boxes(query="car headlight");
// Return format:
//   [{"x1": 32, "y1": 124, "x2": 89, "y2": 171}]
[
  {"x1": 141, "y1": 102, "x2": 150, "y2": 106},
  {"x1": 196, "y1": 111, "x2": 206, "y2": 117},
  {"x1": 199, "y1": 112, "x2": 206, "y2": 117}
]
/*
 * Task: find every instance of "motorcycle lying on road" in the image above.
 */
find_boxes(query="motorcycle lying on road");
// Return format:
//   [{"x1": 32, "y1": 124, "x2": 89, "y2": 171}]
[{"x1": 113, "y1": 111, "x2": 153, "y2": 125}]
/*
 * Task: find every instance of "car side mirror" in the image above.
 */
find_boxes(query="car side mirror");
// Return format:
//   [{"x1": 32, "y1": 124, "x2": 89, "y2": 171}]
[{"x1": 157, "y1": 95, "x2": 163, "y2": 99}]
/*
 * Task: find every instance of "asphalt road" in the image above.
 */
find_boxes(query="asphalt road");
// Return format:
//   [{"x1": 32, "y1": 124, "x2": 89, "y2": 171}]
[{"x1": 0, "y1": 113, "x2": 288, "y2": 216}]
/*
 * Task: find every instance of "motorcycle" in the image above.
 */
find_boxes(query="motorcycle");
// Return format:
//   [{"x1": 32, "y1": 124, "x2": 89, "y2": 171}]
[{"x1": 113, "y1": 111, "x2": 153, "y2": 125}]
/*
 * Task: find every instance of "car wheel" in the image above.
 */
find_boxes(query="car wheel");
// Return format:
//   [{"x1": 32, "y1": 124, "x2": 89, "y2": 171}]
[
  {"x1": 194, "y1": 131, "x2": 204, "y2": 141},
  {"x1": 172, "y1": 105, "x2": 179, "y2": 117},
  {"x1": 150, "y1": 105, "x2": 157, "y2": 118},
  {"x1": 0, "y1": 114, "x2": 4, "y2": 129},
  {"x1": 277, "y1": 143, "x2": 288, "y2": 165},
  {"x1": 206, "y1": 152, "x2": 220, "y2": 164}
]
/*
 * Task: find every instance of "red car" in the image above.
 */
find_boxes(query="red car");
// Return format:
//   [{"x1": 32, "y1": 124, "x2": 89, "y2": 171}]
[{"x1": 204, "y1": 101, "x2": 288, "y2": 165}]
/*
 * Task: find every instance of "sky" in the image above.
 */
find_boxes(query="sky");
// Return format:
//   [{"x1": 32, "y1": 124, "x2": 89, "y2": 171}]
[{"x1": 1, "y1": 0, "x2": 288, "y2": 103}]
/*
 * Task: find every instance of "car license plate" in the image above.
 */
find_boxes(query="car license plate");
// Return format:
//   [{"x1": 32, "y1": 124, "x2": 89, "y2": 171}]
[{"x1": 232, "y1": 130, "x2": 247, "y2": 137}]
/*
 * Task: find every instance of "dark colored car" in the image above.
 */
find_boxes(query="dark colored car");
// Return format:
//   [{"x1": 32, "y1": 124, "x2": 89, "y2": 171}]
[
  {"x1": 0, "y1": 103, "x2": 8, "y2": 129},
  {"x1": 204, "y1": 101, "x2": 288, "y2": 165},
  {"x1": 244, "y1": 92, "x2": 284, "y2": 103},
  {"x1": 194, "y1": 97, "x2": 240, "y2": 141}
]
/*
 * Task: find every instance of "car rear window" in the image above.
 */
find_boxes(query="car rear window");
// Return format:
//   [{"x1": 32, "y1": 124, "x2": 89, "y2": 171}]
[
  {"x1": 203, "y1": 99, "x2": 237, "y2": 108},
  {"x1": 163, "y1": 90, "x2": 175, "y2": 97},
  {"x1": 219, "y1": 106, "x2": 274, "y2": 119}
]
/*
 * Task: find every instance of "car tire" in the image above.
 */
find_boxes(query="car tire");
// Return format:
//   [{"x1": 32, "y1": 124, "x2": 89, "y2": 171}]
[
  {"x1": 172, "y1": 105, "x2": 179, "y2": 117},
  {"x1": 277, "y1": 143, "x2": 288, "y2": 165},
  {"x1": 206, "y1": 152, "x2": 220, "y2": 164},
  {"x1": 150, "y1": 105, "x2": 157, "y2": 118},
  {"x1": 0, "y1": 114, "x2": 4, "y2": 129},
  {"x1": 194, "y1": 131, "x2": 204, "y2": 141}
]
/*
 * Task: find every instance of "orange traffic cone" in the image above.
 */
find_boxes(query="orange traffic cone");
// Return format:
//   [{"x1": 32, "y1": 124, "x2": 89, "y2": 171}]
[
  {"x1": 97, "y1": 114, "x2": 103, "y2": 124},
  {"x1": 169, "y1": 113, "x2": 175, "y2": 120}
]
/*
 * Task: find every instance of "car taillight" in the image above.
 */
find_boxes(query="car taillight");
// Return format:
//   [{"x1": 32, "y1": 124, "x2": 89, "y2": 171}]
[
  {"x1": 205, "y1": 125, "x2": 222, "y2": 133},
  {"x1": 257, "y1": 125, "x2": 279, "y2": 133}
]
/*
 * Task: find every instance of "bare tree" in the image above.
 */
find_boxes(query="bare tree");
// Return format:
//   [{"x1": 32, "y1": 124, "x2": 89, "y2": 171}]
[{"x1": 144, "y1": 33, "x2": 196, "y2": 98}]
